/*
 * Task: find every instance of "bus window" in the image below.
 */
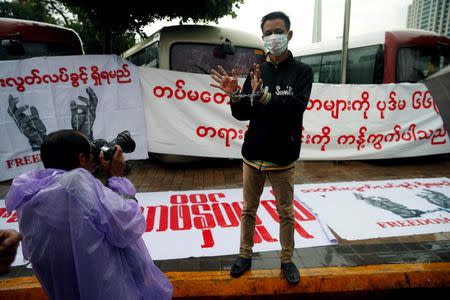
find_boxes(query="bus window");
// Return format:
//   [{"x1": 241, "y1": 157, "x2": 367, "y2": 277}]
[
  {"x1": 0, "y1": 18, "x2": 84, "y2": 61},
  {"x1": 297, "y1": 45, "x2": 383, "y2": 84},
  {"x1": 299, "y1": 55, "x2": 321, "y2": 82},
  {"x1": 319, "y1": 52, "x2": 341, "y2": 83},
  {"x1": 347, "y1": 45, "x2": 382, "y2": 84},
  {"x1": 170, "y1": 43, "x2": 265, "y2": 77},
  {"x1": 128, "y1": 42, "x2": 159, "y2": 67},
  {"x1": 293, "y1": 29, "x2": 450, "y2": 84},
  {"x1": 397, "y1": 46, "x2": 450, "y2": 82},
  {"x1": 0, "y1": 40, "x2": 80, "y2": 60}
]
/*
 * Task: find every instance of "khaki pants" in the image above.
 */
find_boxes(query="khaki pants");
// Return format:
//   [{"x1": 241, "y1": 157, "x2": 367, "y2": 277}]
[{"x1": 239, "y1": 162, "x2": 295, "y2": 263}]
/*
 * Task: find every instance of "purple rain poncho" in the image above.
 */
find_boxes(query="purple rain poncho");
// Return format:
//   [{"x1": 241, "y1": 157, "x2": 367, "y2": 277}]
[{"x1": 5, "y1": 168, "x2": 173, "y2": 300}]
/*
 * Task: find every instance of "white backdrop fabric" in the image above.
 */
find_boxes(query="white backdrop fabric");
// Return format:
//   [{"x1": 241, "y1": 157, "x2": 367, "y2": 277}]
[
  {"x1": 139, "y1": 67, "x2": 450, "y2": 161},
  {"x1": 2, "y1": 59, "x2": 449, "y2": 182}
]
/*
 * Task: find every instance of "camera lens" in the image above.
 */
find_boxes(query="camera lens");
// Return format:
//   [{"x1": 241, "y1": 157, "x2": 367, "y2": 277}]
[
  {"x1": 111, "y1": 131, "x2": 136, "y2": 153},
  {"x1": 91, "y1": 131, "x2": 136, "y2": 161}
]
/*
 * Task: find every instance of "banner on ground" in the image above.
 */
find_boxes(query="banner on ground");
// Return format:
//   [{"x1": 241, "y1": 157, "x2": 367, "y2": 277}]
[
  {"x1": 0, "y1": 186, "x2": 337, "y2": 263},
  {"x1": 294, "y1": 177, "x2": 450, "y2": 240},
  {"x1": 0, "y1": 55, "x2": 148, "y2": 181},
  {"x1": 139, "y1": 67, "x2": 450, "y2": 160}
]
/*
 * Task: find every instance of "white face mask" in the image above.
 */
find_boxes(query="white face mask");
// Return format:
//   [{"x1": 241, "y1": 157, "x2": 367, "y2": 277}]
[{"x1": 263, "y1": 34, "x2": 289, "y2": 56}]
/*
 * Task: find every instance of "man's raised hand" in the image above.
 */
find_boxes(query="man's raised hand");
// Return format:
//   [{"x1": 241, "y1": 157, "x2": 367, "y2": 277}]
[
  {"x1": 210, "y1": 65, "x2": 239, "y2": 94},
  {"x1": 250, "y1": 63, "x2": 262, "y2": 93}
]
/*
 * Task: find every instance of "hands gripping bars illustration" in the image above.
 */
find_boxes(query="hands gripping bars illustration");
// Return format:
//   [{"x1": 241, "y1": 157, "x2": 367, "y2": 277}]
[
  {"x1": 70, "y1": 87, "x2": 98, "y2": 141},
  {"x1": 7, "y1": 95, "x2": 47, "y2": 151},
  {"x1": 7, "y1": 87, "x2": 99, "y2": 150}
]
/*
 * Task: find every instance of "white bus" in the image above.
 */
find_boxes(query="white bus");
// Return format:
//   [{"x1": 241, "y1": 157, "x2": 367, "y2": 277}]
[{"x1": 293, "y1": 29, "x2": 450, "y2": 84}]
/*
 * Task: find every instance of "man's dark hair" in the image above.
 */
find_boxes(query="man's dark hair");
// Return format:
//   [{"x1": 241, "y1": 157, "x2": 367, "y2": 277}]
[
  {"x1": 40, "y1": 129, "x2": 91, "y2": 171},
  {"x1": 260, "y1": 11, "x2": 291, "y2": 31}
]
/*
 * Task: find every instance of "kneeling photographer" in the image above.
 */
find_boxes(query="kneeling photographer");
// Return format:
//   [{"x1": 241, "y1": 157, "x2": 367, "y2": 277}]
[{"x1": 5, "y1": 129, "x2": 172, "y2": 300}]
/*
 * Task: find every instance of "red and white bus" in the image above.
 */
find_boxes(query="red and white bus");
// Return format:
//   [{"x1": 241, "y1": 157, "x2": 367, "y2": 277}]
[
  {"x1": 293, "y1": 29, "x2": 450, "y2": 84},
  {"x1": 0, "y1": 17, "x2": 84, "y2": 60}
]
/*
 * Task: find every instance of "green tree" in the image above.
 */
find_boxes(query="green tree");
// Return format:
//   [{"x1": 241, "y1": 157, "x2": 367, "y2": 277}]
[
  {"x1": 57, "y1": 0, "x2": 244, "y2": 54},
  {"x1": 45, "y1": 1, "x2": 135, "y2": 54},
  {"x1": 1, "y1": 0, "x2": 243, "y2": 54},
  {"x1": 0, "y1": 0, "x2": 56, "y2": 23},
  {"x1": 0, "y1": 0, "x2": 135, "y2": 54}
]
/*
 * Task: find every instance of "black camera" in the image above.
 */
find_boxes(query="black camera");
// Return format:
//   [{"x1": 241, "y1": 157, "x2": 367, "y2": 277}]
[{"x1": 91, "y1": 130, "x2": 136, "y2": 161}]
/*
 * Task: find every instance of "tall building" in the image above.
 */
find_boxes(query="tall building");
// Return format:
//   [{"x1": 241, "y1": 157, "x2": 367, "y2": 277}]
[
  {"x1": 312, "y1": 0, "x2": 322, "y2": 43},
  {"x1": 407, "y1": 0, "x2": 450, "y2": 37}
]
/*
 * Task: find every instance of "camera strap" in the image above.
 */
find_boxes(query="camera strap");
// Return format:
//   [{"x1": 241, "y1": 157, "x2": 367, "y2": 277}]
[{"x1": 115, "y1": 190, "x2": 138, "y2": 203}]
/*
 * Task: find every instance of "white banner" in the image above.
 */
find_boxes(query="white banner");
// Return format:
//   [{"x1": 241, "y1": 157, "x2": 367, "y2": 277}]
[
  {"x1": 1, "y1": 186, "x2": 336, "y2": 263},
  {"x1": 3, "y1": 64, "x2": 449, "y2": 181},
  {"x1": 139, "y1": 67, "x2": 450, "y2": 160},
  {"x1": 4, "y1": 178, "x2": 449, "y2": 263},
  {"x1": 139, "y1": 67, "x2": 247, "y2": 158},
  {"x1": 294, "y1": 178, "x2": 450, "y2": 240},
  {"x1": 0, "y1": 55, "x2": 148, "y2": 181},
  {"x1": 137, "y1": 187, "x2": 336, "y2": 260}
]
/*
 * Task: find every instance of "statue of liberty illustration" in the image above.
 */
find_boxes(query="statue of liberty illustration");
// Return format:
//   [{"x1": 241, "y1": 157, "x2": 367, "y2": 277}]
[
  {"x1": 353, "y1": 193, "x2": 426, "y2": 218},
  {"x1": 417, "y1": 189, "x2": 450, "y2": 213}
]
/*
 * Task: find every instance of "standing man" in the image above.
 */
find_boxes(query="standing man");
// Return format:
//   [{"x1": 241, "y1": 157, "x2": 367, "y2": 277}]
[{"x1": 210, "y1": 11, "x2": 313, "y2": 285}]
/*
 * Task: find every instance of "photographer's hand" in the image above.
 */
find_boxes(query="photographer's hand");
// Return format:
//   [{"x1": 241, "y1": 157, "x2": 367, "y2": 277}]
[
  {"x1": 0, "y1": 229, "x2": 22, "y2": 275},
  {"x1": 99, "y1": 145, "x2": 125, "y2": 177},
  {"x1": 70, "y1": 87, "x2": 98, "y2": 140},
  {"x1": 7, "y1": 94, "x2": 47, "y2": 150}
]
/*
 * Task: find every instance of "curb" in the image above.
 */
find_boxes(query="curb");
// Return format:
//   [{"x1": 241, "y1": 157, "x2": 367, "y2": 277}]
[{"x1": 1, "y1": 263, "x2": 449, "y2": 299}]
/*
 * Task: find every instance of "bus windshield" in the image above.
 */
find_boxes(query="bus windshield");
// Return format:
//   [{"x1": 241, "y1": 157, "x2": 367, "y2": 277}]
[
  {"x1": 0, "y1": 40, "x2": 81, "y2": 60},
  {"x1": 397, "y1": 45, "x2": 450, "y2": 82},
  {"x1": 170, "y1": 43, "x2": 266, "y2": 77}
]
